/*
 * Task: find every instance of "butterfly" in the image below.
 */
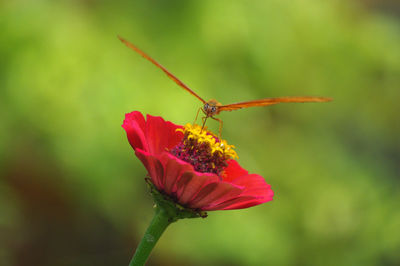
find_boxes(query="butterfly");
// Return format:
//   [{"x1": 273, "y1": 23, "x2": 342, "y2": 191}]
[{"x1": 118, "y1": 36, "x2": 332, "y2": 133}]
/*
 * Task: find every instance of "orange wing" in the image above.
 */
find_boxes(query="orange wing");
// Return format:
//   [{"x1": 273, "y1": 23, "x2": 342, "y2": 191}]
[
  {"x1": 218, "y1": 96, "x2": 332, "y2": 112},
  {"x1": 118, "y1": 36, "x2": 206, "y2": 104}
]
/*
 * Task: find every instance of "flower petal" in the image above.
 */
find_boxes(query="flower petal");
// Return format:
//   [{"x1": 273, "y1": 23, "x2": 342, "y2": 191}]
[
  {"x1": 188, "y1": 182, "x2": 243, "y2": 209},
  {"x1": 145, "y1": 114, "x2": 183, "y2": 154},
  {"x1": 159, "y1": 153, "x2": 194, "y2": 195},
  {"x1": 221, "y1": 160, "x2": 249, "y2": 182},
  {"x1": 135, "y1": 149, "x2": 164, "y2": 191},
  {"x1": 205, "y1": 174, "x2": 274, "y2": 210},
  {"x1": 175, "y1": 171, "x2": 219, "y2": 206},
  {"x1": 122, "y1": 111, "x2": 147, "y2": 152},
  {"x1": 231, "y1": 174, "x2": 274, "y2": 200},
  {"x1": 205, "y1": 196, "x2": 267, "y2": 210}
]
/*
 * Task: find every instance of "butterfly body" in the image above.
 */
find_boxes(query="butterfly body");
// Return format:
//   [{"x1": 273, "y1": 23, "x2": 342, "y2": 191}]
[{"x1": 118, "y1": 36, "x2": 332, "y2": 132}]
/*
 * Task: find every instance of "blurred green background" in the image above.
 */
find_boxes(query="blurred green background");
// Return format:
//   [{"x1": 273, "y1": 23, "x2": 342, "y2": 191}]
[{"x1": 1, "y1": 0, "x2": 400, "y2": 265}]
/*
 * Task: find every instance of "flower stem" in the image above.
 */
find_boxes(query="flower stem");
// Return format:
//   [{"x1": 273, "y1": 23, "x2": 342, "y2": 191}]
[{"x1": 129, "y1": 207, "x2": 172, "y2": 266}]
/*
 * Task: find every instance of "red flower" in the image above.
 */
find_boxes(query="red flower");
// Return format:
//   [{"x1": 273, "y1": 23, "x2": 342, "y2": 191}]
[{"x1": 122, "y1": 111, "x2": 273, "y2": 211}]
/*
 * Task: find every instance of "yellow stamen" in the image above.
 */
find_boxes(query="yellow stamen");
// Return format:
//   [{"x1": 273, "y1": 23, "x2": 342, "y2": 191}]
[{"x1": 177, "y1": 124, "x2": 238, "y2": 159}]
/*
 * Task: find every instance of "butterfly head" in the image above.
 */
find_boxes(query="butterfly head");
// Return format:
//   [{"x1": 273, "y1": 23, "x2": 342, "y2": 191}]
[{"x1": 203, "y1": 99, "x2": 222, "y2": 117}]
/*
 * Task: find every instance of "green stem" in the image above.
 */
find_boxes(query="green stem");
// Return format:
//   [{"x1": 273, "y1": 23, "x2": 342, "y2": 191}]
[{"x1": 129, "y1": 207, "x2": 172, "y2": 266}]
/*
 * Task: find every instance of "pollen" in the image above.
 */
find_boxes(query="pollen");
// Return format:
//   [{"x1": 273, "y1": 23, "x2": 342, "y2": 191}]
[{"x1": 171, "y1": 124, "x2": 238, "y2": 175}]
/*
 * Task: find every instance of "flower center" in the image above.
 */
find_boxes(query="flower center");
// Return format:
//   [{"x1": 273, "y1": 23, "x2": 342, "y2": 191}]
[{"x1": 170, "y1": 124, "x2": 238, "y2": 175}]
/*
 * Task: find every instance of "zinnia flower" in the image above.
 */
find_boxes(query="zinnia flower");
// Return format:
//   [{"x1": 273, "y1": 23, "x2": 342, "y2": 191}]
[{"x1": 122, "y1": 111, "x2": 273, "y2": 213}]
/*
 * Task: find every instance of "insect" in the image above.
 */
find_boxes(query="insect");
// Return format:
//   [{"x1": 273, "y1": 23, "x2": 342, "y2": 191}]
[{"x1": 118, "y1": 36, "x2": 332, "y2": 134}]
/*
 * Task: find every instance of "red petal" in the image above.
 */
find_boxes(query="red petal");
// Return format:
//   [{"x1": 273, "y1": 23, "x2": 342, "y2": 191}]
[
  {"x1": 122, "y1": 111, "x2": 147, "y2": 152},
  {"x1": 145, "y1": 114, "x2": 183, "y2": 154},
  {"x1": 188, "y1": 182, "x2": 243, "y2": 209},
  {"x1": 221, "y1": 160, "x2": 249, "y2": 182},
  {"x1": 175, "y1": 171, "x2": 219, "y2": 205},
  {"x1": 204, "y1": 173, "x2": 274, "y2": 210},
  {"x1": 206, "y1": 196, "x2": 268, "y2": 210},
  {"x1": 231, "y1": 174, "x2": 274, "y2": 199},
  {"x1": 135, "y1": 149, "x2": 164, "y2": 191},
  {"x1": 159, "y1": 153, "x2": 194, "y2": 195}
]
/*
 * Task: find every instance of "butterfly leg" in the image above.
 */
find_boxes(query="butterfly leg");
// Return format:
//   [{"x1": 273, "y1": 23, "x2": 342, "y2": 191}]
[
  {"x1": 193, "y1": 107, "x2": 202, "y2": 125},
  {"x1": 200, "y1": 115, "x2": 209, "y2": 133},
  {"x1": 210, "y1": 116, "x2": 223, "y2": 137}
]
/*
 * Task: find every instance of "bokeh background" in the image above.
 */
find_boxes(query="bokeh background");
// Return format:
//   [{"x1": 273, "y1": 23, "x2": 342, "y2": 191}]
[{"x1": 1, "y1": 0, "x2": 400, "y2": 265}]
